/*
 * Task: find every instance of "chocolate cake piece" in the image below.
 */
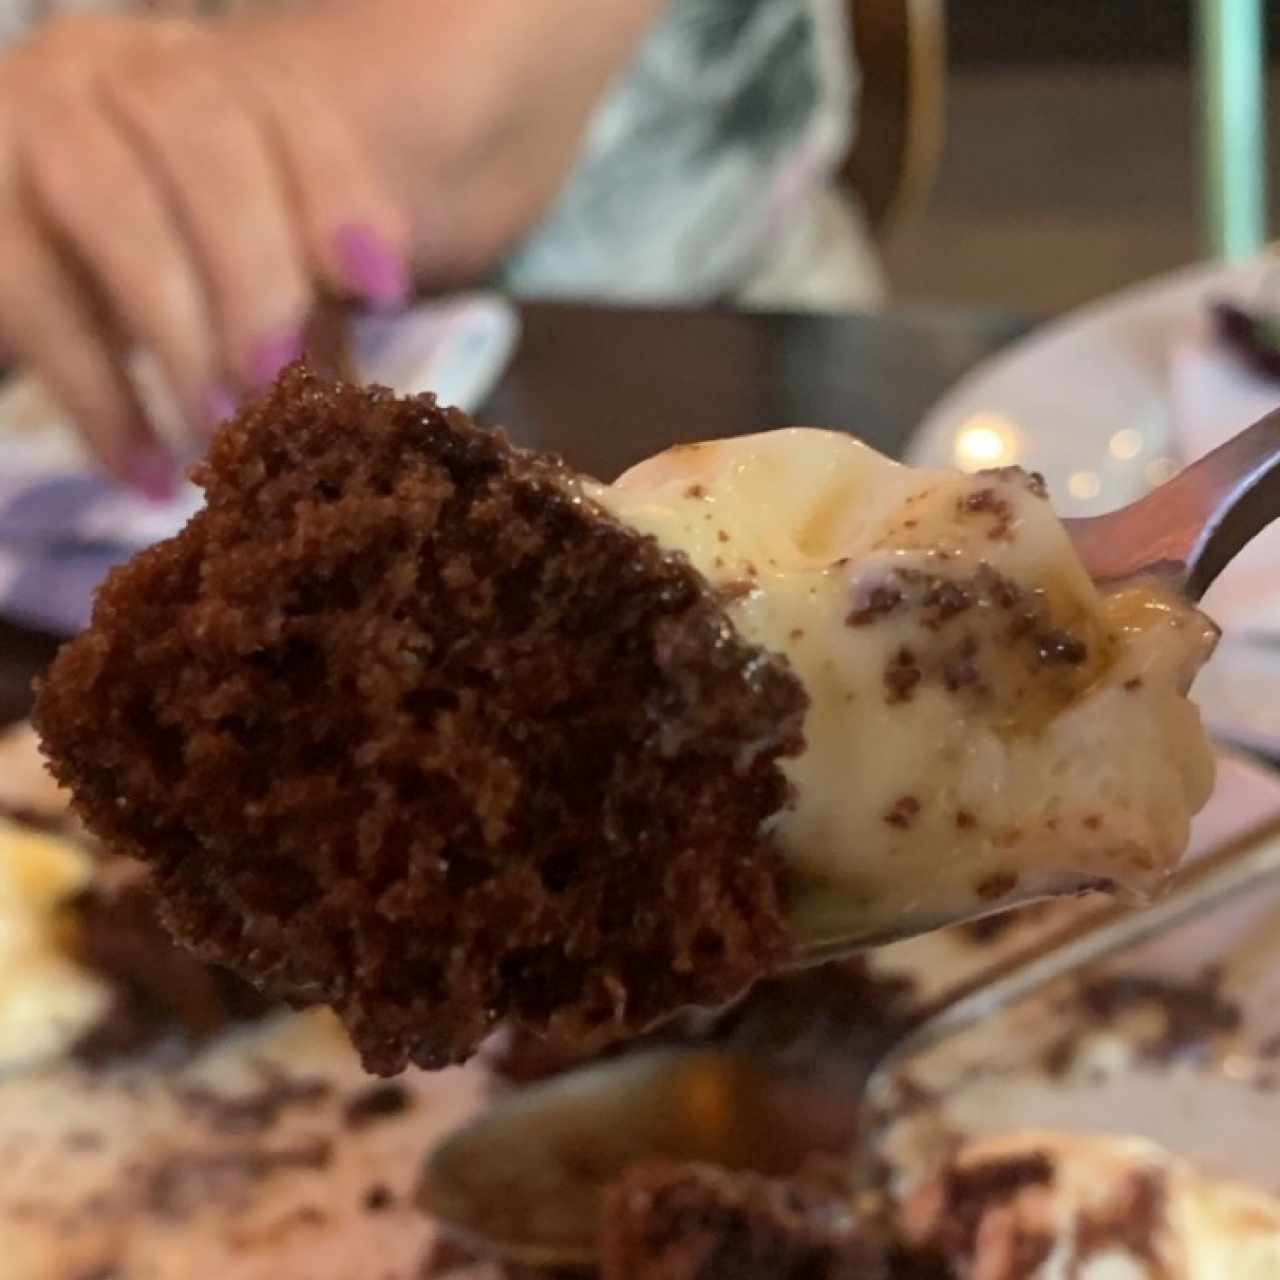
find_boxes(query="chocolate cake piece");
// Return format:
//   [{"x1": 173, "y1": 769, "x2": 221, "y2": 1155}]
[
  {"x1": 599, "y1": 1162, "x2": 888, "y2": 1280},
  {"x1": 35, "y1": 365, "x2": 806, "y2": 1075}
]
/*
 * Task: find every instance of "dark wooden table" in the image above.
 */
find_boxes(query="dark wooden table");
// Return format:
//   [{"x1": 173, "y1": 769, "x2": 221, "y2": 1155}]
[{"x1": 0, "y1": 301, "x2": 1030, "y2": 728}]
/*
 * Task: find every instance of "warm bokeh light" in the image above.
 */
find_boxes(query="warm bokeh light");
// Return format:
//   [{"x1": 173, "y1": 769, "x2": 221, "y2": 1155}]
[
  {"x1": 952, "y1": 413, "x2": 1022, "y2": 471},
  {"x1": 1068, "y1": 469, "x2": 1101, "y2": 500},
  {"x1": 1108, "y1": 428, "x2": 1143, "y2": 460}
]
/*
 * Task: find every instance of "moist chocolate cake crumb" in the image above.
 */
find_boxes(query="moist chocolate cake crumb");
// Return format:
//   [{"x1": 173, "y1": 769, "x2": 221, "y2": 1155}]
[
  {"x1": 344, "y1": 1081, "x2": 413, "y2": 1128},
  {"x1": 35, "y1": 365, "x2": 805, "y2": 1075},
  {"x1": 600, "y1": 1162, "x2": 889, "y2": 1280}
]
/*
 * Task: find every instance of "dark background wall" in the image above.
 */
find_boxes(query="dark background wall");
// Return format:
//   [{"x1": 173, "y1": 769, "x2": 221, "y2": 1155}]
[{"x1": 949, "y1": 2, "x2": 1279, "y2": 68}]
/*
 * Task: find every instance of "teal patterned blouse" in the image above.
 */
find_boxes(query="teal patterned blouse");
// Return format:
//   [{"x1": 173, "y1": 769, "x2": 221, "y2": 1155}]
[{"x1": 496, "y1": 0, "x2": 855, "y2": 303}]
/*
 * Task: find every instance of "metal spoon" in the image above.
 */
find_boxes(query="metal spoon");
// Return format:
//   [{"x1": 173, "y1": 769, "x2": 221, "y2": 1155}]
[
  {"x1": 1062, "y1": 402, "x2": 1280, "y2": 598},
  {"x1": 420, "y1": 816, "x2": 1280, "y2": 1269}
]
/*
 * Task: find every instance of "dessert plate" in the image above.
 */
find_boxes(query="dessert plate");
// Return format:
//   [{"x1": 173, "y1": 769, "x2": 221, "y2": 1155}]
[
  {"x1": 881, "y1": 807, "x2": 1280, "y2": 1199},
  {"x1": 907, "y1": 252, "x2": 1279, "y2": 517}
]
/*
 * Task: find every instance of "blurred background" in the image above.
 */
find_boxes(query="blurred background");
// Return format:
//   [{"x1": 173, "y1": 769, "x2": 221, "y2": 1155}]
[{"x1": 887, "y1": 0, "x2": 1278, "y2": 310}]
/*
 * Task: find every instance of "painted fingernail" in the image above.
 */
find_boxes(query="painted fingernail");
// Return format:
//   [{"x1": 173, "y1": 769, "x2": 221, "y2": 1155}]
[
  {"x1": 250, "y1": 331, "x2": 304, "y2": 390},
  {"x1": 123, "y1": 446, "x2": 180, "y2": 503},
  {"x1": 334, "y1": 223, "x2": 410, "y2": 309},
  {"x1": 201, "y1": 383, "x2": 237, "y2": 434}
]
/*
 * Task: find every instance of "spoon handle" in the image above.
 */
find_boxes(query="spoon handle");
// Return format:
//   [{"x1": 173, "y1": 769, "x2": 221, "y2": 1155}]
[{"x1": 1065, "y1": 405, "x2": 1280, "y2": 599}]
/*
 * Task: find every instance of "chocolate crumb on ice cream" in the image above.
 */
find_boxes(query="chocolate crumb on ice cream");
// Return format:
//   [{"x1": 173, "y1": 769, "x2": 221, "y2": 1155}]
[
  {"x1": 900, "y1": 1131, "x2": 1280, "y2": 1279},
  {"x1": 35, "y1": 366, "x2": 806, "y2": 1075}
]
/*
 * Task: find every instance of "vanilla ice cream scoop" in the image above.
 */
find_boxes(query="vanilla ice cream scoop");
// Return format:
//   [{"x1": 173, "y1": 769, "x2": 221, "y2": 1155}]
[
  {"x1": 902, "y1": 1131, "x2": 1280, "y2": 1279},
  {"x1": 593, "y1": 430, "x2": 1218, "y2": 943}
]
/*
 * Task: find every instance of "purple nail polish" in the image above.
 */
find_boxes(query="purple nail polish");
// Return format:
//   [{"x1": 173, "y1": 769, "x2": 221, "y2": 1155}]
[
  {"x1": 250, "y1": 331, "x2": 304, "y2": 390},
  {"x1": 123, "y1": 446, "x2": 180, "y2": 502},
  {"x1": 201, "y1": 383, "x2": 237, "y2": 434},
  {"x1": 334, "y1": 223, "x2": 410, "y2": 309}
]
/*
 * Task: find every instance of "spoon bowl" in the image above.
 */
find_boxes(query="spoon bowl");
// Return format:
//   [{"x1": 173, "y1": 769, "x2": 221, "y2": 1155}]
[{"x1": 420, "y1": 1048, "x2": 862, "y2": 1269}]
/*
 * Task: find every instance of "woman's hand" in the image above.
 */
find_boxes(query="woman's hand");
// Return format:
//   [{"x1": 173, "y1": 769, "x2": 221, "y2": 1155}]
[{"x1": 0, "y1": 12, "x2": 408, "y2": 493}]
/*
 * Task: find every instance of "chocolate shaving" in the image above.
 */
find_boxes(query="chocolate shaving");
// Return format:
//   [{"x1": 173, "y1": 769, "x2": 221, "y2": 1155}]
[
  {"x1": 847, "y1": 584, "x2": 904, "y2": 626},
  {"x1": 884, "y1": 796, "x2": 922, "y2": 829},
  {"x1": 978, "y1": 466, "x2": 1049, "y2": 500},
  {"x1": 942, "y1": 635, "x2": 982, "y2": 692},
  {"x1": 885, "y1": 649, "x2": 922, "y2": 704},
  {"x1": 958, "y1": 487, "x2": 1014, "y2": 541},
  {"x1": 1033, "y1": 629, "x2": 1088, "y2": 666}
]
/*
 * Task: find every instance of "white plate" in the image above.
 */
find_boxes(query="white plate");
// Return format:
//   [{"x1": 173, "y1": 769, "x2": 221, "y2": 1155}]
[
  {"x1": 874, "y1": 747, "x2": 1280, "y2": 1194},
  {"x1": 907, "y1": 253, "x2": 1279, "y2": 516}
]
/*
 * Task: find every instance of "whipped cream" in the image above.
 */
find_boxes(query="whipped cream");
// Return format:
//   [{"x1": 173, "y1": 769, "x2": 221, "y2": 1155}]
[
  {"x1": 593, "y1": 430, "x2": 1217, "y2": 941},
  {"x1": 902, "y1": 1131, "x2": 1280, "y2": 1279}
]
